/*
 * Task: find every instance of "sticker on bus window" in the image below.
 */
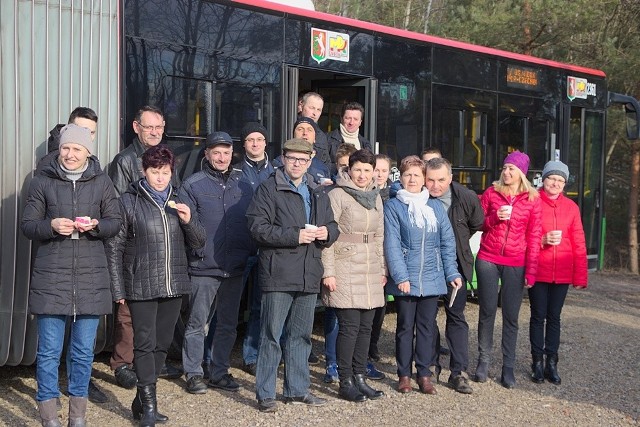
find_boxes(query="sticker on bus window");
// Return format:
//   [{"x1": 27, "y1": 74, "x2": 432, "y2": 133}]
[
  {"x1": 311, "y1": 28, "x2": 349, "y2": 64},
  {"x1": 567, "y1": 76, "x2": 596, "y2": 101}
]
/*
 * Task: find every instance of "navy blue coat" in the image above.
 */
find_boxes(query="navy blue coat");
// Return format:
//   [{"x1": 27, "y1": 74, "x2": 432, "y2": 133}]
[{"x1": 178, "y1": 162, "x2": 254, "y2": 278}]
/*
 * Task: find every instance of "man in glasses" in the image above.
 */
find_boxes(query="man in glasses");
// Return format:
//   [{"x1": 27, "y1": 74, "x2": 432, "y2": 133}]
[
  {"x1": 107, "y1": 105, "x2": 182, "y2": 389},
  {"x1": 247, "y1": 138, "x2": 339, "y2": 412}
]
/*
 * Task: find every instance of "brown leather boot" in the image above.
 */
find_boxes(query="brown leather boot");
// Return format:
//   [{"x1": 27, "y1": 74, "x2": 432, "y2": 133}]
[
  {"x1": 68, "y1": 396, "x2": 87, "y2": 427},
  {"x1": 397, "y1": 376, "x2": 412, "y2": 393},
  {"x1": 37, "y1": 398, "x2": 62, "y2": 427},
  {"x1": 417, "y1": 375, "x2": 437, "y2": 395}
]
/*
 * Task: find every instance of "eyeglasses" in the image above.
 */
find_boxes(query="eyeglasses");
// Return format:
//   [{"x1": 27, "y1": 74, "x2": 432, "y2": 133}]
[
  {"x1": 136, "y1": 121, "x2": 165, "y2": 132},
  {"x1": 284, "y1": 155, "x2": 310, "y2": 165},
  {"x1": 245, "y1": 137, "x2": 266, "y2": 144},
  {"x1": 546, "y1": 176, "x2": 566, "y2": 184}
]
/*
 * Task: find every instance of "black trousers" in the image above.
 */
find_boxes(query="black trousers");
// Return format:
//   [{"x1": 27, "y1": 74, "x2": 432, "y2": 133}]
[
  {"x1": 369, "y1": 303, "x2": 386, "y2": 358},
  {"x1": 395, "y1": 295, "x2": 439, "y2": 378},
  {"x1": 528, "y1": 282, "x2": 569, "y2": 356},
  {"x1": 128, "y1": 297, "x2": 183, "y2": 386},
  {"x1": 434, "y1": 284, "x2": 470, "y2": 376},
  {"x1": 335, "y1": 308, "x2": 376, "y2": 381}
]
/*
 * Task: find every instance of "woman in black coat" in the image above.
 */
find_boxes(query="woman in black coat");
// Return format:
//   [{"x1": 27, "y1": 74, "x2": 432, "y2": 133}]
[
  {"x1": 21, "y1": 124, "x2": 121, "y2": 427},
  {"x1": 106, "y1": 146, "x2": 205, "y2": 427}
]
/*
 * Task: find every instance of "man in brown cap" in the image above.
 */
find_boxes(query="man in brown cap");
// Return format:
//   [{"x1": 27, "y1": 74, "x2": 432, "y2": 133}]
[{"x1": 246, "y1": 138, "x2": 339, "y2": 412}]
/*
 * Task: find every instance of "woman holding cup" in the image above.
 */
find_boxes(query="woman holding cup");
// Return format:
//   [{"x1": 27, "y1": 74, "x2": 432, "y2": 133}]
[
  {"x1": 529, "y1": 161, "x2": 587, "y2": 385},
  {"x1": 474, "y1": 151, "x2": 542, "y2": 389}
]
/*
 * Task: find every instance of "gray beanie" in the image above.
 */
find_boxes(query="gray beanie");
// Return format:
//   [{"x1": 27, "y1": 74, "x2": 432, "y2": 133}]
[
  {"x1": 542, "y1": 160, "x2": 569, "y2": 181},
  {"x1": 59, "y1": 123, "x2": 95, "y2": 154}
]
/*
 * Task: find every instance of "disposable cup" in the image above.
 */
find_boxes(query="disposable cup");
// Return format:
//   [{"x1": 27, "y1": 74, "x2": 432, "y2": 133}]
[
  {"x1": 501, "y1": 205, "x2": 512, "y2": 220},
  {"x1": 304, "y1": 224, "x2": 318, "y2": 230},
  {"x1": 550, "y1": 230, "x2": 562, "y2": 245}
]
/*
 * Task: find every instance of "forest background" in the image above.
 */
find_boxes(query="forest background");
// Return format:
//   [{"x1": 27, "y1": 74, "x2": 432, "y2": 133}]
[{"x1": 312, "y1": 0, "x2": 640, "y2": 272}]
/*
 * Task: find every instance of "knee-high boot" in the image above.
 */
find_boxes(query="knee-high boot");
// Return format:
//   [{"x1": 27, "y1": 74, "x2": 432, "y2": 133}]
[
  {"x1": 37, "y1": 398, "x2": 62, "y2": 427},
  {"x1": 68, "y1": 396, "x2": 87, "y2": 427}
]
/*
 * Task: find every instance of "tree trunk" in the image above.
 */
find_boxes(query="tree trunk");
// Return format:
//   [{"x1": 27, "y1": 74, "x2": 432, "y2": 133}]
[
  {"x1": 403, "y1": 0, "x2": 412, "y2": 30},
  {"x1": 522, "y1": 0, "x2": 532, "y2": 55},
  {"x1": 423, "y1": 0, "x2": 433, "y2": 33},
  {"x1": 629, "y1": 144, "x2": 639, "y2": 274}
]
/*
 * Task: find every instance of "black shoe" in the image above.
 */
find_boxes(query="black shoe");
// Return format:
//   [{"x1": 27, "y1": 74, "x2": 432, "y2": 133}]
[
  {"x1": 258, "y1": 398, "x2": 278, "y2": 412},
  {"x1": 114, "y1": 365, "x2": 137, "y2": 389},
  {"x1": 354, "y1": 374, "x2": 384, "y2": 400},
  {"x1": 308, "y1": 351, "x2": 320, "y2": 365},
  {"x1": 339, "y1": 377, "x2": 367, "y2": 403},
  {"x1": 158, "y1": 363, "x2": 182, "y2": 380},
  {"x1": 531, "y1": 355, "x2": 544, "y2": 384},
  {"x1": 208, "y1": 373, "x2": 240, "y2": 392},
  {"x1": 243, "y1": 363, "x2": 257, "y2": 376},
  {"x1": 88, "y1": 380, "x2": 108, "y2": 404},
  {"x1": 284, "y1": 393, "x2": 327, "y2": 406},
  {"x1": 185, "y1": 375, "x2": 208, "y2": 394},
  {"x1": 500, "y1": 366, "x2": 516, "y2": 389},
  {"x1": 545, "y1": 354, "x2": 561, "y2": 385},
  {"x1": 447, "y1": 374, "x2": 473, "y2": 394}
]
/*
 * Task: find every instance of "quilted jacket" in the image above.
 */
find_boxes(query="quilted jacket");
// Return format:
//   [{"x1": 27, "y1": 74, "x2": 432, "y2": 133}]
[
  {"x1": 477, "y1": 186, "x2": 542, "y2": 285},
  {"x1": 320, "y1": 171, "x2": 385, "y2": 310},
  {"x1": 105, "y1": 180, "x2": 206, "y2": 301},
  {"x1": 535, "y1": 190, "x2": 588, "y2": 286},
  {"x1": 21, "y1": 156, "x2": 121, "y2": 316}
]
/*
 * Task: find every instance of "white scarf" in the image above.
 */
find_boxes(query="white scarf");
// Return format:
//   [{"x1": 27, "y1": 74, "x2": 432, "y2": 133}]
[
  {"x1": 396, "y1": 189, "x2": 437, "y2": 232},
  {"x1": 339, "y1": 123, "x2": 361, "y2": 149}
]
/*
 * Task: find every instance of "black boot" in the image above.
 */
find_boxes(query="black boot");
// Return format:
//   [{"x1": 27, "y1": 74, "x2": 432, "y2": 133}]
[
  {"x1": 338, "y1": 377, "x2": 367, "y2": 403},
  {"x1": 531, "y1": 355, "x2": 544, "y2": 384},
  {"x1": 131, "y1": 384, "x2": 159, "y2": 427},
  {"x1": 132, "y1": 386, "x2": 169, "y2": 423},
  {"x1": 545, "y1": 354, "x2": 561, "y2": 385},
  {"x1": 353, "y1": 374, "x2": 384, "y2": 400},
  {"x1": 500, "y1": 366, "x2": 516, "y2": 389}
]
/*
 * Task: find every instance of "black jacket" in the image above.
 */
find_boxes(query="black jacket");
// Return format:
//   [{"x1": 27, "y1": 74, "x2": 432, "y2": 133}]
[
  {"x1": 327, "y1": 128, "x2": 372, "y2": 174},
  {"x1": 21, "y1": 156, "x2": 121, "y2": 316},
  {"x1": 178, "y1": 162, "x2": 255, "y2": 278},
  {"x1": 246, "y1": 168, "x2": 339, "y2": 293},
  {"x1": 448, "y1": 181, "x2": 484, "y2": 284},
  {"x1": 105, "y1": 180, "x2": 206, "y2": 301}
]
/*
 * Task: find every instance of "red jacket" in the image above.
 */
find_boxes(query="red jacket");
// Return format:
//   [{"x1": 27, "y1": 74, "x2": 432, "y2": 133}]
[
  {"x1": 477, "y1": 186, "x2": 542, "y2": 285},
  {"x1": 535, "y1": 190, "x2": 588, "y2": 287}
]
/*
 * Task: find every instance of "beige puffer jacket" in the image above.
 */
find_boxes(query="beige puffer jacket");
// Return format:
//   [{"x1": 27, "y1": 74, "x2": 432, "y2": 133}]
[{"x1": 321, "y1": 171, "x2": 386, "y2": 310}]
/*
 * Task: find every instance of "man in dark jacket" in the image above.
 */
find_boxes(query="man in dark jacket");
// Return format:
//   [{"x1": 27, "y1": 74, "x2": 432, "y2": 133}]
[
  {"x1": 327, "y1": 102, "x2": 372, "y2": 175},
  {"x1": 235, "y1": 122, "x2": 273, "y2": 375},
  {"x1": 178, "y1": 131, "x2": 255, "y2": 395},
  {"x1": 107, "y1": 105, "x2": 182, "y2": 389},
  {"x1": 425, "y1": 157, "x2": 484, "y2": 394},
  {"x1": 246, "y1": 137, "x2": 339, "y2": 412}
]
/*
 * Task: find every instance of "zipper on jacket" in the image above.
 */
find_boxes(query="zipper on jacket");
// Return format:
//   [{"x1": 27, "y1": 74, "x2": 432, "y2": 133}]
[
  {"x1": 365, "y1": 209, "x2": 372, "y2": 309},
  {"x1": 500, "y1": 200, "x2": 513, "y2": 256},
  {"x1": 72, "y1": 180, "x2": 78, "y2": 321},
  {"x1": 140, "y1": 185, "x2": 174, "y2": 296},
  {"x1": 419, "y1": 223, "x2": 426, "y2": 295},
  {"x1": 552, "y1": 203, "x2": 557, "y2": 283}
]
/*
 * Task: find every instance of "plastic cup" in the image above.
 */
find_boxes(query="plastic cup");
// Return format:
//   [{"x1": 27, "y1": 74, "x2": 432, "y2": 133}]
[
  {"x1": 304, "y1": 224, "x2": 318, "y2": 230},
  {"x1": 501, "y1": 205, "x2": 512, "y2": 220},
  {"x1": 550, "y1": 230, "x2": 562, "y2": 245}
]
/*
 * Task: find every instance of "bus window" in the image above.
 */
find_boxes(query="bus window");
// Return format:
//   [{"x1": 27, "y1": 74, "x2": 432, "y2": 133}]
[
  {"x1": 161, "y1": 76, "x2": 213, "y2": 137},
  {"x1": 436, "y1": 109, "x2": 486, "y2": 169},
  {"x1": 216, "y1": 83, "x2": 263, "y2": 137}
]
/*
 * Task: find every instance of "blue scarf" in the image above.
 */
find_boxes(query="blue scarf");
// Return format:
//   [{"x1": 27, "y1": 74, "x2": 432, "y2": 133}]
[{"x1": 140, "y1": 179, "x2": 170, "y2": 207}]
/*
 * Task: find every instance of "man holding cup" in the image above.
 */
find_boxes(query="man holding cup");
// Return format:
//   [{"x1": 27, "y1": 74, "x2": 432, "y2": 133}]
[{"x1": 246, "y1": 137, "x2": 339, "y2": 412}]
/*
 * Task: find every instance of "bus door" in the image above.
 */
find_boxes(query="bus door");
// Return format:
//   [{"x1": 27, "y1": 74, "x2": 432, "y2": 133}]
[
  {"x1": 562, "y1": 105, "x2": 605, "y2": 270},
  {"x1": 284, "y1": 66, "x2": 377, "y2": 150}
]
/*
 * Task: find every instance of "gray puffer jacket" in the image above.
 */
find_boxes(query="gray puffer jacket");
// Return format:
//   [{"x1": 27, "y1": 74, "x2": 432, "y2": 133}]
[{"x1": 21, "y1": 156, "x2": 121, "y2": 316}]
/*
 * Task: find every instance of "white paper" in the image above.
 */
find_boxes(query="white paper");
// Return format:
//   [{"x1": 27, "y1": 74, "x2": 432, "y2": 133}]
[{"x1": 449, "y1": 286, "x2": 459, "y2": 308}]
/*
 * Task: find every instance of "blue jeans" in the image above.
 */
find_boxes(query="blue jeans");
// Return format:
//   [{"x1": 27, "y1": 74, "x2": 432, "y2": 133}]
[
  {"x1": 36, "y1": 315, "x2": 99, "y2": 401},
  {"x1": 255, "y1": 291, "x2": 316, "y2": 401},
  {"x1": 323, "y1": 307, "x2": 338, "y2": 366},
  {"x1": 182, "y1": 275, "x2": 244, "y2": 380},
  {"x1": 241, "y1": 256, "x2": 261, "y2": 365}
]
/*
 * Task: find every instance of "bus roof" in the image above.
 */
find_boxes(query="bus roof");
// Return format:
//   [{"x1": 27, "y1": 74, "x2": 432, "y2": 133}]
[{"x1": 234, "y1": 0, "x2": 606, "y2": 78}]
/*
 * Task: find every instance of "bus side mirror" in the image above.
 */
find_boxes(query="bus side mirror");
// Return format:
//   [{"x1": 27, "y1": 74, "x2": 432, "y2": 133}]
[{"x1": 609, "y1": 92, "x2": 640, "y2": 140}]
